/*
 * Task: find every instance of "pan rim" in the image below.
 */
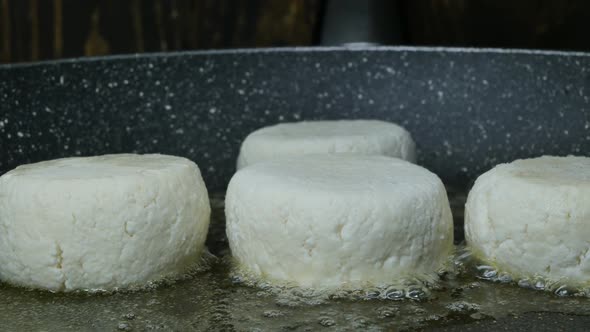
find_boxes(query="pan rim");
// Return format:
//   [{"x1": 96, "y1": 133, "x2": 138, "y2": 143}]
[{"x1": 2, "y1": 45, "x2": 590, "y2": 70}]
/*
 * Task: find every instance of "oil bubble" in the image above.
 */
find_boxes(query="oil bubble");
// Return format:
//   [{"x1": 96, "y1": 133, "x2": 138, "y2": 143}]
[
  {"x1": 517, "y1": 279, "x2": 532, "y2": 288},
  {"x1": 262, "y1": 310, "x2": 284, "y2": 318},
  {"x1": 555, "y1": 285, "x2": 570, "y2": 297},
  {"x1": 117, "y1": 322, "x2": 132, "y2": 331},
  {"x1": 364, "y1": 289, "x2": 381, "y2": 299},
  {"x1": 376, "y1": 306, "x2": 399, "y2": 318},
  {"x1": 446, "y1": 301, "x2": 480, "y2": 312},
  {"x1": 497, "y1": 272, "x2": 512, "y2": 283},
  {"x1": 406, "y1": 287, "x2": 428, "y2": 300},
  {"x1": 476, "y1": 265, "x2": 498, "y2": 280},
  {"x1": 351, "y1": 316, "x2": 369, "y2": 328},
  {"x1": 123, "y1": 313, "x2": 136, "y2": 320},
  {"x1": 533, "y1": 280, "x2": 546, "y2": 290},
  {"x1": 318, "y1": 316, "x2": 335, "y2": 327},
  {"x1": 385, "y1": 288, "x2": 405, "y2": 300}
]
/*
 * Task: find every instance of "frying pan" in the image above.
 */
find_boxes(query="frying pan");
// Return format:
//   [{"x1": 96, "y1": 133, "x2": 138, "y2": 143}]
[{"x1": 1, "y1": 47, "x2": 590, "y2": 330}]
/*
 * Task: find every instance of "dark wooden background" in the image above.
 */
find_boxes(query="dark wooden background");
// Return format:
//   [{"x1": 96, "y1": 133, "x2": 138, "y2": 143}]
[{"x1": 1, "y1": 0, "x2": 590, "y2": 63}]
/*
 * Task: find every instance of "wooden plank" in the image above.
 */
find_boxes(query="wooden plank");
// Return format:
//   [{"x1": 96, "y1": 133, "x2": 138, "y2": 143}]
[
  {"x1": 131, "y1": 0, "x2": 144, "y2": 52},
  {"x1": 99, "y1": 0, "x2": 134, "y2": 54},
  {"x1": 36, "y1": 0, "x2": 53, "y2": 60},
  {"x1": 30, "y1": 0, "x2": 38, "y2": 60},
  {"x1": 54, "y1": 0, "x2": 62, "y2": 58},
  {"x1": 254, "y1": 0, "x2": 321, "y2": 46},
  {"x1": 402, "y1": 0, "x2": 590, "y2": 51},
  {"x1": 153, "y1": 0, "x2": 167, "y2": 51},
  {"x1": 12, "y1": 0, "x2": 28, "y2": 61},
  {"x1": 169, "y1": 0, "x2": 182, "y2": 50},
  {"x1": 2, "y1": 0, "x2": 324, "y2": 62},
  {"x1": 1, "y1": 0, "x2": 10, "y2": 62}
]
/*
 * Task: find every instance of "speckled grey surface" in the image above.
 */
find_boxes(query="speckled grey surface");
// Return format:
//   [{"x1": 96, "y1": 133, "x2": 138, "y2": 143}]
[{"x1": 1, "y1": 47, "x2": 590, "y2": 191}]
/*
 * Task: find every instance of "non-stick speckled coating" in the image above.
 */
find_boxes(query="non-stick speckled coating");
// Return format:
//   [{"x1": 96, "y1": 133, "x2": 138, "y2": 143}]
[
  {"x1": 1, "y1": 47, "x2": 589, "y2": 191},
  {"x1": 2, "y1": 46, "x2": 590, "y2": 330}
]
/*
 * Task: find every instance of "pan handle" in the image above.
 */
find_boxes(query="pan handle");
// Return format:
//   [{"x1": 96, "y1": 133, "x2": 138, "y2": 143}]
[{"x1": 320, "y1": 0, "x2": 403, "y2": 47}]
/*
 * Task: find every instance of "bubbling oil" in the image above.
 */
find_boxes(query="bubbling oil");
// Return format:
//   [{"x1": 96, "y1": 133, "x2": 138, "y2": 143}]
[
  {"x1": 226, "y1": 253, "x2": 458, "y2": 306},
  {"x1": 455, "y1": 246, "x2": 590, "y2": 298}
]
